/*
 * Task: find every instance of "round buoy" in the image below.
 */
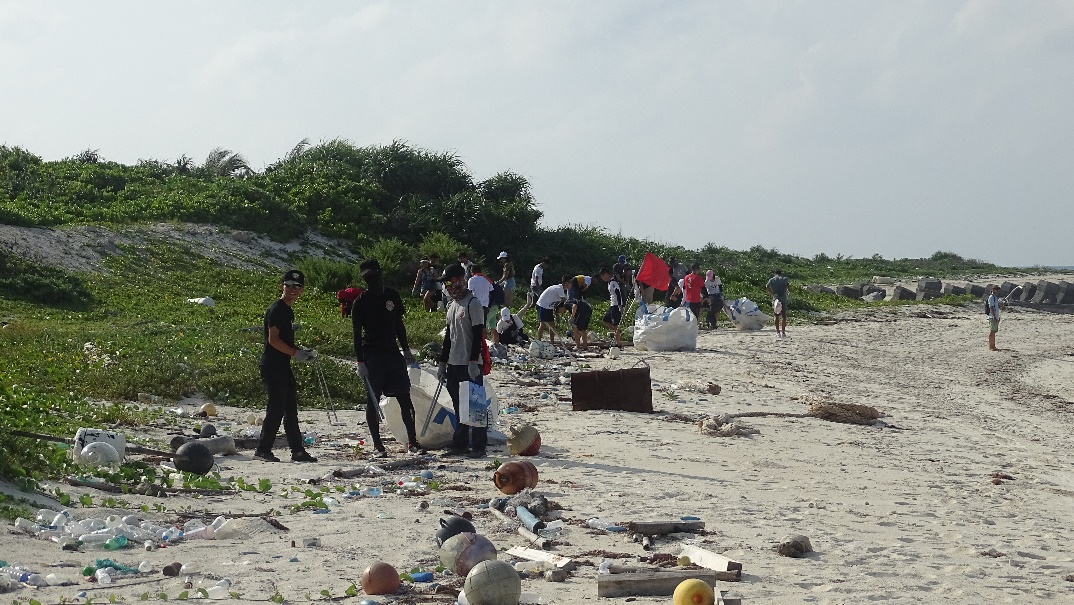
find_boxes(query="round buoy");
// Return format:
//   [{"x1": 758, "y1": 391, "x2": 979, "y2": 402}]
[
  {"x1": 463, "y1": 560, "x2": 521, "y2": 605},
  {"x1": 492, "y1": 460, "x2": 538, "y2": 495},
  {"x1": 507, "y1": 425, "x2": 541, "y2": 456},
  {"x1": 673, "y1": 578, "x2": 715, "y2": 605},
  {"x1": 199, "y1": 403, "x2": 217, "y2": 417},
  {"x1": 360, "y1": 561, "x2": 400, "y2": 595},
  {"x1": 80, "y1": 442, "x2": 121, "y2": 466},
  {"x1": 199, "y1": 423, "x2": 217, "y2": 438},
  {"x1": 169, "y1": 435, "x2": 188, "y2": 452},
  {"x1": 172, "y1": 441, "x2": 214, "y2": 475},
  {"x1": 439, "y1": 532, "x2": 497, "y2": 577},
  {"x1": 435, "y1": 516, "x2": 476, "y2": 547}
]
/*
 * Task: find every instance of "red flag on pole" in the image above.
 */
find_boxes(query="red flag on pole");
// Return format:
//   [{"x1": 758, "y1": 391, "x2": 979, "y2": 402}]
[{"x1": 635, "y1": 253, "x2": 670, "y2": 291}]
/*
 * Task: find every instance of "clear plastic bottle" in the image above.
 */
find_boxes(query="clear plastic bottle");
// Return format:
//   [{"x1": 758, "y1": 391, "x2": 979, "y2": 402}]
[
  {"x1": 14, "y1": 517, "x2": 38, "y2": 532},
  {"x1": 360, "y1": 486, "x2": 382, "y2": 497},
  {"x1": 138, "y1": 561, "x2": 154, "y2": 573},
  {"x1": 95, "y1": 567, "x2": 114, "y2": 584},
  {"x1": 0, "y1": 566, "x2": 31, "y2": 583}
]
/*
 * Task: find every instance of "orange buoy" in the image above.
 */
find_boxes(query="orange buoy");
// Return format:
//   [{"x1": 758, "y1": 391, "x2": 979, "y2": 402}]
[{"x1": 493, "y1": 460, "x2": 538, "y2": 495}]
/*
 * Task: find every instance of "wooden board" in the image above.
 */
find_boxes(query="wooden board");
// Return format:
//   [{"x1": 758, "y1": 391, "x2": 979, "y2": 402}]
[
  {"x1": 596, "y1": 569, "x2": 717, "y2": 598},
  {"x1": 679, "y1": 544, "x2": 743, "y2": 579},
  {"x1": 627, "y1": 520, "x2": 705, "y2": 535},
  {"x1": 505, "y1": 547, "x2": 573, "y2": 569}
]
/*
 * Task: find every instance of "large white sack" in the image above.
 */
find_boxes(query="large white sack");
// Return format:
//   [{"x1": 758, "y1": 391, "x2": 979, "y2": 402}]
[
  {"x1": 727, "y1": 297, "x2": 772, "y2": 330},
  {"x1": 633, "y1": 305, "x2": 699, "y2": 352},
  {"x1": 382, "y1": 368, "x2": 503, "y2": 449}
]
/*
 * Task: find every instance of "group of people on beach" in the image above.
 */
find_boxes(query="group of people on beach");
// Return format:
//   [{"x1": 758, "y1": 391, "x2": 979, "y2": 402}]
[{"x1": 254, "y1": 250, "x2": 800, "y2": 462}]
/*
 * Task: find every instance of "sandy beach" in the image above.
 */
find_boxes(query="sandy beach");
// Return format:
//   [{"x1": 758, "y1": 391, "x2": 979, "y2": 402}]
[{"x1": 4, "y1": 300, "x2": 1074, "y2": 604}]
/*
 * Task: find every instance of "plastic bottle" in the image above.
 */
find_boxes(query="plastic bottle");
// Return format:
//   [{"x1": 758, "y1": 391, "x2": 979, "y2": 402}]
[
  {"x1": 138, "y1": 561, "x2": 154, "y2": 573},
  {"x1": 45, "y1": 572, "x2": 76, "y2": 586},
  {"x1": 598, "y1": 559, "x2": 612, "y2": 574},
  {"x1": 360, "y1": 486, "x2": 382, "y2": 497},
  {"x1": 14, "y1": 517, "x2": 38, "y2": 532},
  {"x1": 95, "y1": 568, "x2": 114, "y2": 584},
  {"x1": 25, "y1": 573, "x2": 48, "y2": 587},
  {"x1": 206, "y1": 584, "x2": 230, "y2": 599},
  {"x1": 103, "y1": 535, "x2": 128, "y2": 550},
  {"x1": 214, "y1": 519, "x2": 248, "y2": 540},
  {"x1": 78, "y1": 533, "x2": 113, "y2": 547},
  {"x1": 180, "y1": 562, "x2": 200, "y2": 574},
  {"x1": 183, "y1": 525, "x2": 215, "y2": 540},
  {"x1": 1, "y1": 566, "x2": 31, "y2": 582}
]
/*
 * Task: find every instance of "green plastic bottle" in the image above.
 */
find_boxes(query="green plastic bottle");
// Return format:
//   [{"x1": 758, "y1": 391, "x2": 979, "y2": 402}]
[{"x1": 103, "y1": 535, "x2": 128, "y2": 550}]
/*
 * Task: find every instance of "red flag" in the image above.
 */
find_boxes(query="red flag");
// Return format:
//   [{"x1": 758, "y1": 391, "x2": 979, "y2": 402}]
[{"x1": 635, "y1": 253, "x2": 670, "y2": 291}]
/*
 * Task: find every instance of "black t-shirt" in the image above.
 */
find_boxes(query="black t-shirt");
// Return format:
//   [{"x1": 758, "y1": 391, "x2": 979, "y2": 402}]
[
  {"x1": 261, "y1": 299, "x2": 295, "y2": 369},
  {"x1": 351, "y1": 287, "x2": 408, "y2": 361}
]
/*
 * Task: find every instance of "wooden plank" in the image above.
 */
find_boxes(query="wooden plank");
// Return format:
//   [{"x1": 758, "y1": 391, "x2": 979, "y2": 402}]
[
  {"x1": 626, "y1": 520, "x2": 705, "y2": 535},
  {"x1": 505, "y1": 547, "x2": 573, "y2": 569},
  {"x1": 679, "y1": 544, "x2": 742, "y2": 578},
  {"x1": 596, "y1": 569, "x2": 717, "y2": 598}
]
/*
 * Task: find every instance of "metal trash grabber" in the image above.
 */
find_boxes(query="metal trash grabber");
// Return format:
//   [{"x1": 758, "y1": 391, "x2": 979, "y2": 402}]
[
  {"x1": 311, "y1": 358, "x2": 340, "y2": 425},
  {"x1": 420, "y1": 378, "x2": 446, "y2": 438},
  {"x1": 360, "y1": 373, "x2": 385, "y2": 421}
]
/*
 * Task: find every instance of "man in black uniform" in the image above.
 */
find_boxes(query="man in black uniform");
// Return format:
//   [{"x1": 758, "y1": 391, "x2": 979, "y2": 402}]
[
  {"x1": 352, "y1": 259, "x2": 423, "y2": 458},
  {"x1": 255, "y1": 269, "x2": 318, "y2": 463}
]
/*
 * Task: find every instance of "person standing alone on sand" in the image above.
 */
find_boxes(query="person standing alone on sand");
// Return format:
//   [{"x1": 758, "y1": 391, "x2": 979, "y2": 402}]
[
  {"x1": 766, "y1": 269, "x2": 789, "y2": 338},
  {"x1": 255, "y1": 270, "x2": 318, "y2": 463},
  {"x1": 987, "y1": 285, "x2": 1002, "y2": 351}
]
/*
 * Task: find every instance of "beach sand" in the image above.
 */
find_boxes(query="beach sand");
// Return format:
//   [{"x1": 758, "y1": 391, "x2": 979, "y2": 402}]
[{"x1": 3, "y1": 301, "x2": 1074, "y2": 604}]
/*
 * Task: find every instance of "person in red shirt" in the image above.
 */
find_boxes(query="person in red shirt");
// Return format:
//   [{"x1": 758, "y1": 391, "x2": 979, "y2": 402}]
[{"x1": 682, "y1": 264, "x2": 705, "y2": 319}]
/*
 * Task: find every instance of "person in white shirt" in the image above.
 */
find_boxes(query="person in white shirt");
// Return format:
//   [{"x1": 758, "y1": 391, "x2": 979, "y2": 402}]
[
  {"x1": 467, "y1": 264, "x2": 494, "y2": 322},
  {"x1": 597, "y1": 267, "x2": 624, "y2": 346},
  {"x1": 529, "y1": 259, "x2": 550, "y2": 306},
  {"x1": 704, "y1": 270, "x2": 726, "y2": 329},
  {"x1": 987, "y1": 285, "x2": 1002, "y2": 351},
  {"x1": 494, "y1": 303, "x2": 531, "y2": 346},
  {"x1": 535, "y1": 276, "x2": 571, "y2": 344}
]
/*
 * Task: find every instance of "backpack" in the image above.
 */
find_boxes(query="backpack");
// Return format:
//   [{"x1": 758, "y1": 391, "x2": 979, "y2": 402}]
[
  {"x1": 462, "y1": 296, "x2": 493, "y2": 376},
  {"x1": 337, "y1": 287, "x2": 363, "y2": 318}
]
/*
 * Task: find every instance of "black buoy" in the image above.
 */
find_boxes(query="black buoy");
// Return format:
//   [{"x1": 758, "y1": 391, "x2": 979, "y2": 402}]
[
  {"x1": 173, "y1": 441, "x2": 214, "y2": 475},
  {"x1": 199, "y1": 423, "x2": 217, "y2": 438},
  {"x1": 435, "y1": 515, "x2": 476, "y2": 547}
]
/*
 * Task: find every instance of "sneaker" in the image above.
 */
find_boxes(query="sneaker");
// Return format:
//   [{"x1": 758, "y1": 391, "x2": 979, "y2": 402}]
[
  {"x1": 444, "y1": 447, "x2": 467, "y2": 457},
  {"x1": 291, "y1": 451, "x2": 318, "y2": 463},
  {"x1": 467, "y1": 449, "x2": 487, "y2": 459},
  {"x1": 372, "y1": 449, "x2": 388, "y2": 459},
  {"x1": 253, "y1": 450, "x2": 280, "y2": 462},
  {"x1": 407, "y1": 444, "x2": 427, "y2": 455}
]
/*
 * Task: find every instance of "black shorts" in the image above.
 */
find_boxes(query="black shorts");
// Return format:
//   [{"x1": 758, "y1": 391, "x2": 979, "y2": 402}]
[
  {"x1": 570, "y1": 301, "x2": 592, "y2": 330},
  {"x1": 537, "y1": 306, "x2": 555, "y2": 323},
  {"x1": 602, "y1": 305, "x2": 622, "y2": 326},
  {"x1": 363, "y1": 350, "x2": 410, "y2": 398}
]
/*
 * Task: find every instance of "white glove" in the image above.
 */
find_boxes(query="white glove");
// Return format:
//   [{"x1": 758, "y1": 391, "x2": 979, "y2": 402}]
[
  {"x1": 437, "y1": 362, "x2": 448, "y2": 382},
  {"x1": 355, "y1": 362, "x2": 370, "y2": 380},
  {"x1": 467, "y1": 361, "x2": 482, "y2": 381},
  {"x1": 293, "y1": 349, "x2": 316, "y2": 362}
]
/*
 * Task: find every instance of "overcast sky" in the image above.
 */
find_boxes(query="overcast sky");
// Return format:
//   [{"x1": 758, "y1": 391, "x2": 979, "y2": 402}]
[{"x1": 2, "y1": 1, "x2": 1072, "y2": 267}]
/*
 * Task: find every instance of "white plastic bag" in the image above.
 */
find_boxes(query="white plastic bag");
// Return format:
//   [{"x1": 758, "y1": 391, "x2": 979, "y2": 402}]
[
  {"x1": 633, "y1": 305, "x2": 699, "y2": 351},
  {"x1": 459, "y1": 381, "x2": 492, "y2": 427},
  {"x1": 727, "y1": 297, "x2": 772, "y2": 330}
]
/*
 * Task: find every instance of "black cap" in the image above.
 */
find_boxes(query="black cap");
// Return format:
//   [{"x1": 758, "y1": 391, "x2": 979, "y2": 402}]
[
  {"x1": 281, "y1": 269, "x2": 304, "y2": 286},
  {"x1": 360, "y1": 259, "x2": 382, "y2": 278},
  {"x1": 437, "y1": 263, "x2": 466, "y2": 282}
]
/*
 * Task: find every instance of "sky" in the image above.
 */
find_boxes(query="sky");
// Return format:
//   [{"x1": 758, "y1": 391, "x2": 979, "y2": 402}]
[{"x1": 1, "y1": 1, "x2": 1072, "y2": 267}]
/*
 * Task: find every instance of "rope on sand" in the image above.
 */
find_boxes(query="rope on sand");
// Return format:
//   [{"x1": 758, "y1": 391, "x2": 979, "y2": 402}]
[{"x1": 796, "y1": 394, "x2": 885, "y2": 425}]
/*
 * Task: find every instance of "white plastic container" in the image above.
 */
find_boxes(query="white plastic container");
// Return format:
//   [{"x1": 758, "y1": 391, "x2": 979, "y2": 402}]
[{"x1": 73, "y1": 428, "x2": 126, "y2": 462}]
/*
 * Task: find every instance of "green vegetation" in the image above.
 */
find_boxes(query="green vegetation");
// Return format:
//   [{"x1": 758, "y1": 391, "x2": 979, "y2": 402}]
[{"x1": 0, "y1": 141, "x2": 1022, "y2": 486}]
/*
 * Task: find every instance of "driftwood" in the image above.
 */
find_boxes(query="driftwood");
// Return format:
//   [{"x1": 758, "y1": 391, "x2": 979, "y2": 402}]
[
  {"x1": 66, "y1": 476, "x2": 237, "y2": 496},
  {"x1": 11, "y1": 429, "x2": 173, "y2": 457}
]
